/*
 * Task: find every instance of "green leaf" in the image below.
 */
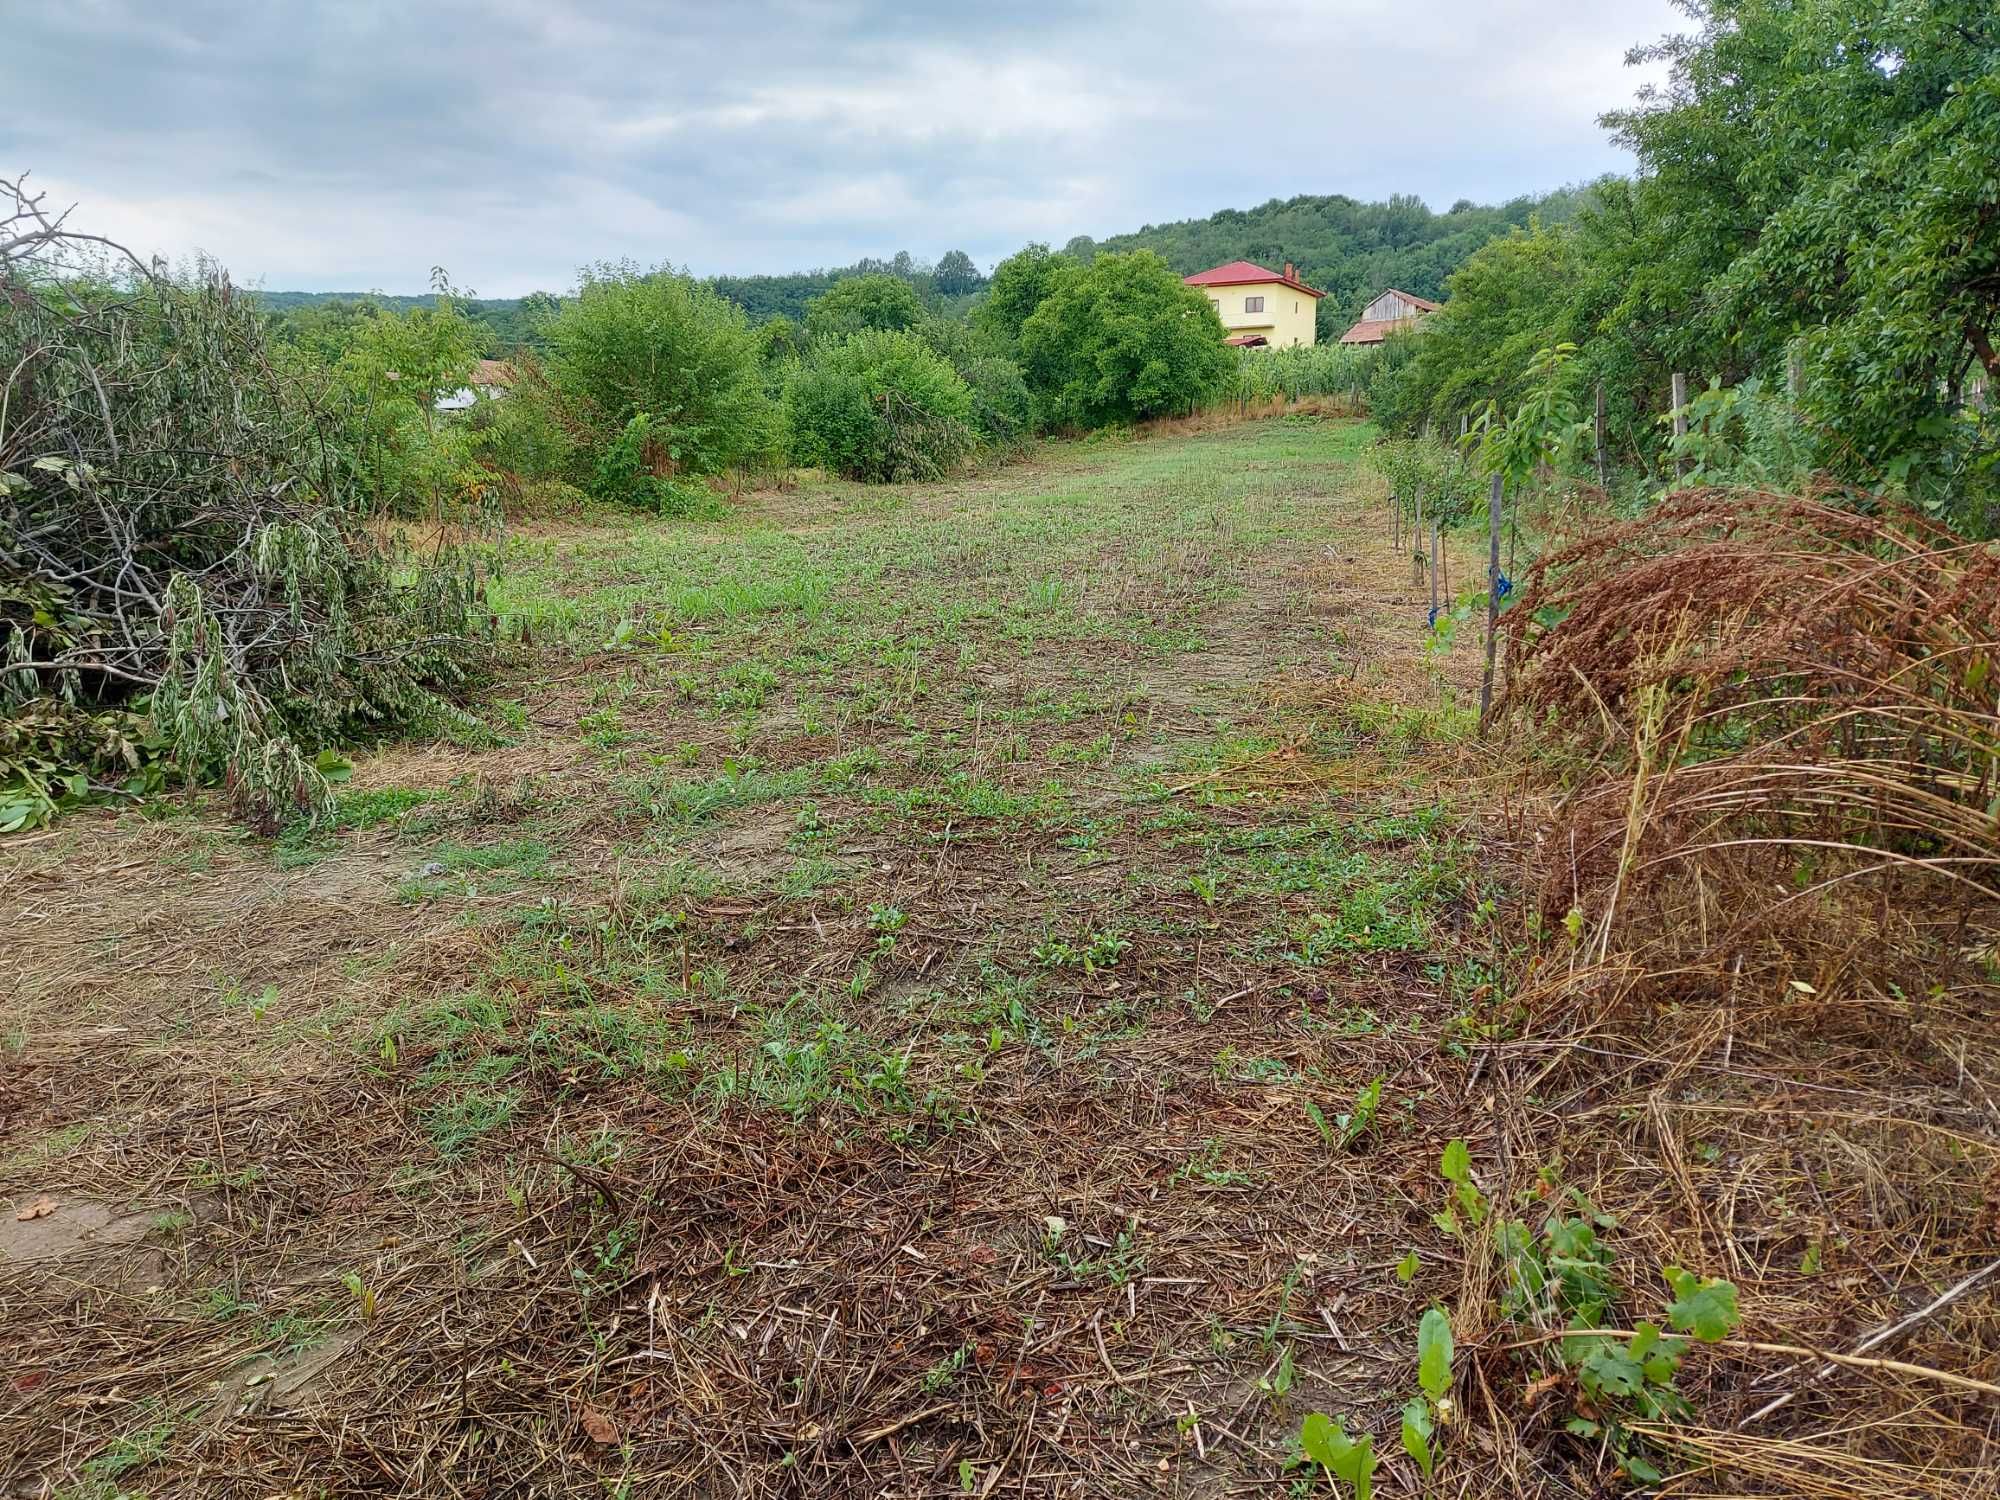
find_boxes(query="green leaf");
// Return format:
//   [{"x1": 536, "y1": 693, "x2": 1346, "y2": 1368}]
[
  {"x1": 1627, "y1": 1321, "x2": 1660, "y2": 1361},
  {"x1": 1395, "y1": 1250, "x2": 1419, "y2": 1284},
  {"x1": 1337, "y1": 1433, "x2": 1376, "y2": 1500},
  {"x1": 1299, "y1": 1413, "x2": 1375, "y2": 1497},
  {"x1": 1623, "y1": 1453, "x2": 1663, "y2": 1484},
  {"x1": 1440, "y1": 1138, "x2": 1471, "y2": 1186},
  {"x1": 1417, "y1": 1307, "x2": 1454, "y2": 1401},
  {"x1": 1300, "y1": 1411, "x2": 1337, "y2": 1471},
  {"x1": 1303, "y1": 1098, "x2": 1333, "y2": 1146},
  {"x1": 1400, "y1": 1396, "x2": 1435, "y2": 1479},
  {"x1": 1579, "y1": 1345, "x2": 1644, "y2": 1398},
  {"x1": 1663, "y1": 1267, "x2": 1740, "y2": 1342}
]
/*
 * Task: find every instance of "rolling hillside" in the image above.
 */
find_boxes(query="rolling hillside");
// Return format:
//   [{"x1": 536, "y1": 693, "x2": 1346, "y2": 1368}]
[{"x1": 254, "y1": 182, "x2": 1599, "y2": 350}]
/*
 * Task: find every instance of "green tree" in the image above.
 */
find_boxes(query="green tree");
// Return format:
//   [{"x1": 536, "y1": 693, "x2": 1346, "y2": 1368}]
[
  {"x1": 1017, "y1": 251, "x2": 1234, "y2": 429},
  {"x1": 319, "y1": 292, "x2": 483, "y2": 519},
  {"x1": 536, "y1": 261, "x2": 773, "y2": 489},
  {"x1": 1602, "y1": 0, "x2": 2000, "y2": 520},
  {"x1": 782, "y1": 329, "x2": 975, "y2": 482},
  {"x1": 1366, "y1": 221, "x2": 1582, "y2": 436},
  {"x1": 803, "y1": 274, "x2": 927, "y2": 341},
  {"x1": 933, "y1": 249, "x2": 980, "y2": 298},
  {"x1": 974, "y1": 244, "x2": 1074, "y2": 352},
  {"x1": 755, "y1": 314, "x2": 806, "y2": 394},
  {"x1": 268, "y1": 296, "x2": 387, "y2": 365},
  {"x1": 913, "y1": 317, "x2": 1034, "y2": 443}
]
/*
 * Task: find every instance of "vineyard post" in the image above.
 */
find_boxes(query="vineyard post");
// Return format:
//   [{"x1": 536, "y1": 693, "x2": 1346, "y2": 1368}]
[
  {"x1": 1594, "y1": 383, "x2": 1608, "y2": 488},
  {"x1": 1412, "y1": 486, "x2": 1424, "y2": 588},
  {"x1": 1429, "y1": 519, "x2": 1439, "y2": 621},
  {"x1": 1671, "y1": 371, "x2": 1688, "y2": 484},
  {"x1": 1479, "y1": 473, "x2": 1502, "y2": 732}
]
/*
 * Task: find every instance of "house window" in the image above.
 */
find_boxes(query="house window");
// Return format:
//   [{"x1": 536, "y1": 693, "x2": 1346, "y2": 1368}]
[{"x1": 1244, "y1": 295, "x2": 1264, "y2": 314}]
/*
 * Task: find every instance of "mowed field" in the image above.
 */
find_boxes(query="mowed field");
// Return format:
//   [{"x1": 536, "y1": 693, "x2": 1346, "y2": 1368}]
[{"x1": 5, "y1": 417, "x2": 1511, "y2": 1497}]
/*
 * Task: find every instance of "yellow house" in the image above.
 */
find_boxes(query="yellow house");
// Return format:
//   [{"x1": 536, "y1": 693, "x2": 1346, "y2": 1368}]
[{"x1": 1183, "y1": 259, "x2": 1325, "y2": 348}]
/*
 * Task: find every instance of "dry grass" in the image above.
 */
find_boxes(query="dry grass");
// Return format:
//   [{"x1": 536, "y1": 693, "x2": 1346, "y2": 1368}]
[
  {"x1": 2, "y1": 419, "x2": 1506, "y2": 1498},
  {"x1": 1479, "y1": 487, "x2": 2000, "y2": 1496},
  {"x1": 7, "y1": 447, "x2": 1993, "y2": 1498}
]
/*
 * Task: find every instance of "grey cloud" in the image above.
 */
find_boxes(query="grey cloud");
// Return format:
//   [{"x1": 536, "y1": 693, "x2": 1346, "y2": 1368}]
[{"x1": 2, "y1": 0, "x2": 1681, "y2": 294}]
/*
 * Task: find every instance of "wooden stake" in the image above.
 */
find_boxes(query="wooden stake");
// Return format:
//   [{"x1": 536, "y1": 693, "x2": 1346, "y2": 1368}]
[
  {"x1": 1412, "y1": 486, "x2": 1424, "y2": 588},
  {"x1": 1391, "y1": 492, "x2": 1399, "y2": 555},
  {"x1": 1671, "y1": 371, "x2": 1688, "y2": 485},
  {"x1": 1479, "y1": 474, "x2": 1502, "y2": 732},
  {"x1": 1429, "y1": 521, "x2": 1439, "y2": 621},
  {"x1": 1593, "y1": 383, "x2": 1608, "y2": 489}
]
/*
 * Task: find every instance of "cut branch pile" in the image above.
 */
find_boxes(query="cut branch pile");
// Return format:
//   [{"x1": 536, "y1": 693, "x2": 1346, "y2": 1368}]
[{"x1": 0, "y1": 172, "x2": 488, "y2": 828}]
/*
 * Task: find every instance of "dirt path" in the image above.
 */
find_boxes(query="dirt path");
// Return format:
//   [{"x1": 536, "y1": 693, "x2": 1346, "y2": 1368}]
[{"x1": 3, "y1": 418, "x2": 1506, "y2": 1497}]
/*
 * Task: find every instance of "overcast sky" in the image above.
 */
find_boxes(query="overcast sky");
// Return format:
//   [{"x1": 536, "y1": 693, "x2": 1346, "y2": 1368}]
[{"x1": 5, "y1": 0, "x2": 1683, "y2": 297}]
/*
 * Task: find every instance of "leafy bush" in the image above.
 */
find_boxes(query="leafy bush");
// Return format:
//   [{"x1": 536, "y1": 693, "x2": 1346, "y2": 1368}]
[
  {"x1": 782, "y1": 330, "x2": 975, "y2": 483},
  {"x1": 590, "y1": 414, "x2": 727, "y2": 517},
  {"x1": 0, "y1": 177, "x2": 487, "y2": 830},
  {"x1": 957, "y1": 354, "x2": 1034, "y2": 446},
  {"x1": 294, "y1": 290, "x2": 491, "y2": 521},
  {"x1": 461, "y1": 363, "x2": 578, "y2": 502},
  {"x1": 535, "y1": 261, "x2": 774, "y2": 493},
  {"x1": 1018, "y1": 251, "x2": 1233, "y2": 429},
  {"x1": 802, "y1": 274, "x2": 926, "y2": 341},
  {"x1": 973, "y1": 243, "x2": 1074, "y2": 353},
  {"x1": 912, "y1": 316, "x2": 1034, "y2": 445},
  {"x1": 754, "y1": 314, "x2": 805, "y2": 390}
]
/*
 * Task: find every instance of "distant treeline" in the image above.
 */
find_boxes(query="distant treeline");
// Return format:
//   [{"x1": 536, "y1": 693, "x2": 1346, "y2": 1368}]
[
  {"x1": 255, "y1": 291, "x2": 546, "y2": 355},
  {"x1": 255, "y1": 249, "x2": 987, "y2": 356},
  {"x1": 255, "y1": 185, "x2": 1594, "y2": 353},
  {"x1": 1079, "y1": 185, "x2": 1595, "y2": 341}
]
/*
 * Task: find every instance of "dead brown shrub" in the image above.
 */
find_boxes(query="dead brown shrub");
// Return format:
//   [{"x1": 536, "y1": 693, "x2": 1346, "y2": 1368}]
[{"x1": 1481, "y1": 487, "x2": 2000, "y2": 1493}]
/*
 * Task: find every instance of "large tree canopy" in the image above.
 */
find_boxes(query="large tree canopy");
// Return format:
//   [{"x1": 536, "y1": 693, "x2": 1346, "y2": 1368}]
[
  {"x1": 1017, "y1": 251, "x2": 1233, "y2": 429},
  {"x1": 802, "y1": 274, "x2": 927, "y2": 341},
  {"x1": 1609, "y1": 0, "x2": 2000, "y2": 510},
  {"x1": 1376, "y1": 0, "x2": 2000, "y2": 529},
  {"x1": 973, "y1": 244, "x2": 1075, "y2": 354}
]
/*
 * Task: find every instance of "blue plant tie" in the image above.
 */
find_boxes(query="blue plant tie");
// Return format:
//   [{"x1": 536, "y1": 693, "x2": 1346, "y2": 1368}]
[
  {"x1": 1426, "y1": 604, "x2": 1441, "y2": 628},
  {"x1": 1494, "y1": 573, "x2": 1513, "y2": 601}
]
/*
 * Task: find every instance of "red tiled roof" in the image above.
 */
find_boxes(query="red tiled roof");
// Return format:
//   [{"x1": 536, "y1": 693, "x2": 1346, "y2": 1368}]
[
  {"x1": 1183, "y1": 259, "x2": 1325, "y2": 298},
  {"x1": 1224, "y1": 334, "x2": 1269, "y2": 347},
  {"x1": 1339, "y1": 319, "x2": 1402, "y2": 345},
  {"x1": 1339, "y1": 289, "x2": 1444, "y2": 344},
  {"x1": 473, "y1": 358, "x2": 516, "y2": 387}
]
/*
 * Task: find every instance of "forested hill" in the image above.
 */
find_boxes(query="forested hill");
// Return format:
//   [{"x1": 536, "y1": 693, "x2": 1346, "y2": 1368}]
[
  {"x1": 253, "y1": 250, "x2": 987, "y2": 354},
  {"x1": 253, "y1": 291, "x2": 544, "y2": 353},
  {"x1": 255, "y1": 185, "x2": 1595, "y2": 351},
  {"x1": 1078, "y1": 185, "x2": 1595, "y2": 339}
]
